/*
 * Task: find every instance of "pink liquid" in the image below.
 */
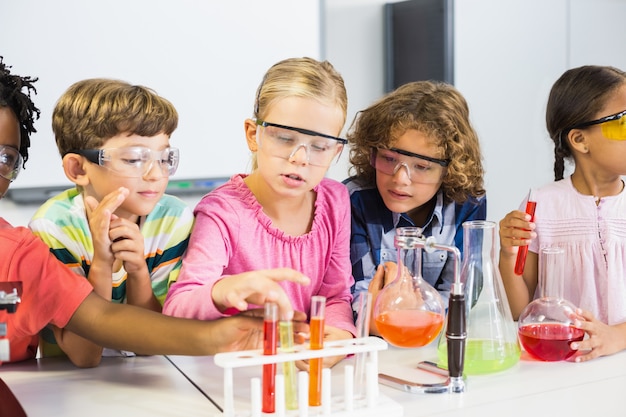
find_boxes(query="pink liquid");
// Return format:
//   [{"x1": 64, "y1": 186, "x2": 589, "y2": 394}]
[
  {"x1": 519, "y1": 323, "x2": 584, "y2": 361},
  {"x1": 375, "y1": 310, "x2": 444, "y2": 348}
]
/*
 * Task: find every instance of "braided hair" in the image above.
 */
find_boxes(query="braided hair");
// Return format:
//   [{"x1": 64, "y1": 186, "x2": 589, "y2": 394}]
[
  {"x1": 0, "y1": 56, "x2": 40, "y2": 166},
  {"x1": 546, "y1": 65, "x2": 626, "y2": 180}
]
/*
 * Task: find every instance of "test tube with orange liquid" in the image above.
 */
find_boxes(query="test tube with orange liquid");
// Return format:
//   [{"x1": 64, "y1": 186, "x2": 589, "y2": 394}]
[
  {"x1": 514, "y1": 189, "x2": 537, "y2": 276},
  {"x1": 308, "y1": 295, "x2": 325, "y2": 406},
  {"x1": 262, "y1": 302, "x2": 278, "y2": 413}
]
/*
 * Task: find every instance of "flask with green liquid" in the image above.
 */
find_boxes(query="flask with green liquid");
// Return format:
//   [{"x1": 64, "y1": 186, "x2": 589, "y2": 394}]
[{"x1": 437, "y1": 220, "x2": 520, "y2": 374}]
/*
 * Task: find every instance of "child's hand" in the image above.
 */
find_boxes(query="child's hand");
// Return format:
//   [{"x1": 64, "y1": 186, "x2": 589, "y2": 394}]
[
  {"x1": 571, "y1": 308, "x2": 626, "y2": 362},
  {"x1": 367, "y1": 262, "x2": 398, "y2": 335},
  {"x1": 499, "y1": 210, "x2": 536, "y2": 256},
  {"x1": 212, "y1": 268, "x2": 310, "y2": 321},
  {"x1": 108, "y1": 217, "x2": 147, "y2": 275},
  {"x1": 84, "y1": 187, "x2": 129, "y2": 265},
  {"x1": 321, "y1": 326, "x2": 353, "y2": 368},
  {"x1": 296, "y1": 326, "x2": 353, "y2": 370}
]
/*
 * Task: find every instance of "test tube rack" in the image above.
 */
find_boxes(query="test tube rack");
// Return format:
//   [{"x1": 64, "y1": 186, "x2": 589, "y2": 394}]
[{"x1": 214, "y1": 336, "x2": 403, "y2": 417}]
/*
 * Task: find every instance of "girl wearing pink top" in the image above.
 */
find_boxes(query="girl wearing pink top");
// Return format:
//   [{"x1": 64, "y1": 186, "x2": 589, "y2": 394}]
[
  {"x1": 499, "y1": 65, "x2": 626, "y2": 363},
  {"x1": 164, "y1": 58, "x2": 356, "y2": 367}
]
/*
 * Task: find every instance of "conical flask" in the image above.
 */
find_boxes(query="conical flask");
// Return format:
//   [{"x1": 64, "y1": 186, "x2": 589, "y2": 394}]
[
  {"x1": 437, "y1": 220, "x2": 520, "y2": 374},
  {"x1": 373, "y1": 227, "x2": 445, "y2": 348},
  {"x1": 518, "y1": 247, "x2": 583, "y2": 361}
]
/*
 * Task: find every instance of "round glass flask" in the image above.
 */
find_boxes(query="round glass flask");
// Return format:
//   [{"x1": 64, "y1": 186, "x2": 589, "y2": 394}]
[
  {"x1": 438, "y1": 220, "x2": 520, "y2": 374},
  {"x1": 518, "y1": 247, "x2": 583, "y2": 361},
  {"x1": 373, "y1": 227, "x2": 445, "y2": 348}
]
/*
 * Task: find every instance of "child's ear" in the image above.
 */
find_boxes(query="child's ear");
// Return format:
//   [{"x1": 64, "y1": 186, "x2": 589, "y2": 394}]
[
  {"x1": 567, "y1": 129, "x2": 589, "y2": 154},
  {"x1": 62, "y1": 154, "x2": 90, "y2": 186},
  {"x1": 244, "y1": 119, "x2": 259, "y2": 152}
]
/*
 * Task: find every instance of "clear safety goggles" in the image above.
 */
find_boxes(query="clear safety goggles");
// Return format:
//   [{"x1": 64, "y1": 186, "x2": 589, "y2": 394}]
[
  {"x1": 71, "y1": 146, "x2": 179, "y2": 178},
  {"x1": 256, "y1": 119, "x2": 346, "y2": 167},
  {"x1": 0, "y1": 145, "x2": 23, "y2": 182},
  {"x1": 370, "y1": 147, "x2": 448, "y2": 184}
]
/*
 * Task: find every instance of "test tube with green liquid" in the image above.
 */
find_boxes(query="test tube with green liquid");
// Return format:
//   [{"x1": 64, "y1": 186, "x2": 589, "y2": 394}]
[{"x1": 279, "y1": 320, "x2": 298, "y2": 410}]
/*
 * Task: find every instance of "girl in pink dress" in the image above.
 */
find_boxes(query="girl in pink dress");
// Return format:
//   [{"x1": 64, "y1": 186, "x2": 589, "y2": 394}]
[{"x1": 164, "y1": 58, "x2": 356, "y2": 368}]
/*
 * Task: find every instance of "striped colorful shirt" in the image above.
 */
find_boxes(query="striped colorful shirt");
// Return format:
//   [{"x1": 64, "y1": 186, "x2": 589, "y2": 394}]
[{"x1": 29, "y1": 188, "x2": 194, "y2": 305}]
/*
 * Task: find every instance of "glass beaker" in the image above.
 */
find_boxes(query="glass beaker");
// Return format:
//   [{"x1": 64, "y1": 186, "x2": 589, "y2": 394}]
[
  {"x1": 373, "y1": 227, "x2": 445, "y2": 348},
  {"x1": 437, "y1": 220, "x2": 520, "y2": 374},
  {"x1": 518, "y1": 247, "x2": 583, "y2": 361}
]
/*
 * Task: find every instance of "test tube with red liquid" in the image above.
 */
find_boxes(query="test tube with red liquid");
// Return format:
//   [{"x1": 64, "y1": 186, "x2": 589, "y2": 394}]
[
  {"x1": 514, "y1": 189, "x2": 537, "y2": 276},
  {"x1": 308, "y1": 295, "x2": 326, "y2": 407},
  {"x1": 262, "y1": 302, "x2": 278, "y2": 413}
]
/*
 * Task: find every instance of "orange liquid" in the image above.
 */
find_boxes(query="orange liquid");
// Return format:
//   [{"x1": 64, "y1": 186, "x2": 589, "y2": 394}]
[
  {"x1": 308, "y1": 317, "x2": 324, "y2": 406},
  {"x1": 375, "y1": 310, "x2": 444, "y2": 348}
]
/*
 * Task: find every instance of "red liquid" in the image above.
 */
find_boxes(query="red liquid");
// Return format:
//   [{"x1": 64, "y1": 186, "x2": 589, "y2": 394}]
[
  {"x1": 519, "y1": 323, "x2": 584, "y2": 361},
  {"x1": 375, "y1": 310, "x2": 444, "y2": 348},
  {"x1": 262, "y1": 319, "x2": 277, "y2": 413},
  {"x1": 308, "y1": 316, "x2": 324, "y2": 406},
  {"x1": 514, "y1": 200, "x2": 537, "y2": 275}
]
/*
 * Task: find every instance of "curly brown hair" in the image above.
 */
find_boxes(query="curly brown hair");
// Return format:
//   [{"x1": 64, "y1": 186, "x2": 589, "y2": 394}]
[{"x1": 347, "y1": 80, "x2": 484, "y2": 203}]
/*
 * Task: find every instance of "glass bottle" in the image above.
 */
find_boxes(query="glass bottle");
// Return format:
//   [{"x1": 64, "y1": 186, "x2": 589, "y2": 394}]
[
  {"x1": 518, "y1": 247, "x2": 583, "y2": 361},
  {"x1": 373, "y1": 227, "x2": 445, "y2": 348},
  {"x1": 437, "y1": 220, "x2": 520, "y2": 374}
]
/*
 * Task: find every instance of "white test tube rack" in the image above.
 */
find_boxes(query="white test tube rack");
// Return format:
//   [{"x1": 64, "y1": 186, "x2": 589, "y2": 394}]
[{"x1": 214, "y1": 336, "x2": 404, "y2": 417}]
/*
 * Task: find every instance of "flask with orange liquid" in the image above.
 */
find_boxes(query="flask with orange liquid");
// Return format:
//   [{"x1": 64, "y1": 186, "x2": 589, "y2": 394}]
[{"x1": 373, "y1": 227, "x2": 445, "y2": 348}]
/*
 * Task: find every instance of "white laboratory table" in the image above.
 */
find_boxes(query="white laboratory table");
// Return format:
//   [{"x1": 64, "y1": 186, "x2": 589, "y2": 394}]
[
  {"x1": 0, "y1": 355, "x2": 221, "y2": 417},
  {"x1": 167, "y1": 344, "x2": 626, "y2": 417},
  {"x1": 1, "y1": 345, "x2": 625, "y2": 416}
]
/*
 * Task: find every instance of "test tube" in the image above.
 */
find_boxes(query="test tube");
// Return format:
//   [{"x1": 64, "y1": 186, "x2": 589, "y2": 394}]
[
  {"x1": 262, "y1": 302, "x2": 278, "y2": 413},
  {"x1": 308, "y1": 295, "x2": 326, "y2": 407},
  {"x1": 353, "y1": 292, "x2": 372, "y2": 398},
  {"x1": 279, "y1": 320, "x2": 298, "y2": 410},
  {"x1": 514, "y1": 189, "x2": 537, "y2": 275}
]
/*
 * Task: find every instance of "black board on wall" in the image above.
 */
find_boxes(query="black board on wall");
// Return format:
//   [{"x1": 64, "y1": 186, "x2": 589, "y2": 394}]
[{"x1": 384, "y1": 0, "x2": 454, "y2": 92}]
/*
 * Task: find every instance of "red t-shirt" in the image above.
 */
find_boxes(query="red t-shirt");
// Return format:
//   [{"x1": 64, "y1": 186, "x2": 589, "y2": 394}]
[{"x1": 0, "y1": 218, "x2": 92, "y2": 363}]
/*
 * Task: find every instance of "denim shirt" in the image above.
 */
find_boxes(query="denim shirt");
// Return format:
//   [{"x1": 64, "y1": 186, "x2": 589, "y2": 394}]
[{"x1": 343, "y1": 177, "x2": 487, "y2": 309}]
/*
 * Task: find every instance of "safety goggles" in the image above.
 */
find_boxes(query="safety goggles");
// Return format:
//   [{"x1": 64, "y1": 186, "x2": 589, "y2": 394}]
[
  {"x1": 0, "y1": 145, "x2": 23, "y2": 182},
  {"x1": 370, "y1": 147, "x2": 448, "y2": 184},
  {"x1": 70, "y1": 146, "x2": 179, "y2": 178},
  {"x1": 569, "y1": 109, "x2": 626, "y2": 140},
  {"x1": 256, "y1": 120, "x2": 346, "y2": 167}
]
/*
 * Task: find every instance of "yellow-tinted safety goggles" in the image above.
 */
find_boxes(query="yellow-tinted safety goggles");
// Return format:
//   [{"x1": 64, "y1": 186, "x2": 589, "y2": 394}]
[{"x1": 570, "y1": 109, "x2": 626, "y2": 140}]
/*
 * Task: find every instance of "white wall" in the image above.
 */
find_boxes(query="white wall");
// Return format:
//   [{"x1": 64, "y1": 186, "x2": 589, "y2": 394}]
[
  {"x1": 0, "y1": 0, "x2": 322, "y2": 189},
  {"x1": 324, "y1": 0, "x2": 626, "y2": 225},
  {"x1": 2, "y1": 0, "x2": 625, "y2": 229}
]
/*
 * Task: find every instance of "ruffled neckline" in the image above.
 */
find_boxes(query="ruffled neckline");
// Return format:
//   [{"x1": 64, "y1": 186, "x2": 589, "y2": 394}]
[{"x1": 230, "y1": 174, "x2": 321, "y2": 242}]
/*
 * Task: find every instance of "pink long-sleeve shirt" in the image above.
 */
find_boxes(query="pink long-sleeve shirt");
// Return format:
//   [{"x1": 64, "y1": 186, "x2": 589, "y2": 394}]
[{"x1": 163, "y1": 174, "x2": 356, "y2": 334}]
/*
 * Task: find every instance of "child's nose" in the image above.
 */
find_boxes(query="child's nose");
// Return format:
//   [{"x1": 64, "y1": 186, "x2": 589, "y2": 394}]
[
  {"x1": 142, "y1": 159, "x2": 166, "y2": 180},
  {"x1": 392, "y1": 162, "x2": 412, "y2": 183},
  {"x1": 288, "y1": 144, "x2": 309, "y2": 165}
]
